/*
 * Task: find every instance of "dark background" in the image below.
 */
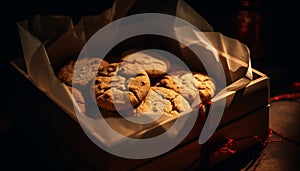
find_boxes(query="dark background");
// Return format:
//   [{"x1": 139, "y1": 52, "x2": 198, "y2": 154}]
[
  {"x1": 0, "y1": 0, "x2": 299, "y2": 170},
  {"x1": 1, "y1": 0, "x2": 299, "y2": 99}
]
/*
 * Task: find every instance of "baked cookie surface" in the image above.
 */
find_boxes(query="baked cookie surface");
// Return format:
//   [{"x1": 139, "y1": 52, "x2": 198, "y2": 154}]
[
  {"x1": 192, "y1": 72, "x2": 216, "y2": 103},
  {"x1": 135, "y1": 87, "x2": 191, "y2": 116},
  {"x1": 155, "y1": 71, "x2": 216, "y2": 103},
  {"x1": 93, "y1": 62, "x2": 151, "y2": 111},
  {"x1": 121, "y1": 51, "x2": 169, "y2": 78},
  {"x1": 57, "y1": 57, "x2": 108, "y2": 88}
]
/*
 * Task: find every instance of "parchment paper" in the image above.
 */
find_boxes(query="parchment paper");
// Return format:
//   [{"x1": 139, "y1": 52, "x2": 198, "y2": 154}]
[{"x1": 16, "y1": 0, "x2": 253, "y2": 147}]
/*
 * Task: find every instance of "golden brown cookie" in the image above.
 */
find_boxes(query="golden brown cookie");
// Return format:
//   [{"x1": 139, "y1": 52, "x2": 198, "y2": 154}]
[
  {"x1": 155, "y1": 71, "x2": 216, "y2": 104},
  {"x1": 93, "y1": 62, "x2": 151, "y2": 111},
  {"x1": 120, "y1": 51, "x2": 170, "y2": 78},
  {"x1": 193, "y1": 72, "x2": 216, "y2": 103},
  {"x1": 57, "y1": 57, "x2": 109, "y2": 88},
  {"x1": 66, "y1": 86, "x2": 85, "y2": 114},
  {"x1": 135, "y1": 87, "x2": 191, "y2": 116}
]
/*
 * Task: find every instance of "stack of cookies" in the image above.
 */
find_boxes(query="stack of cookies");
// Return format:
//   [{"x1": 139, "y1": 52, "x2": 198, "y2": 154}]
[{"x1": 56, "y1": 51, "x2": 216, "y2": 117}]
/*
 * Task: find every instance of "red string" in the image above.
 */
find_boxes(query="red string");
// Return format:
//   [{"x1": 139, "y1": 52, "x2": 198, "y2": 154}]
[
  {"x1": 198, "y1": 103, "x2": 204, "y2": 110},
  {"x1": 269, "y1": 93, "x2": 300, "y2": 102},
  {"x1": 213, "y1": 138, "x2": 237, "y2": 156},
  {"x1": 292, "y1": 82, "x2": 300, "y2": 87},
  {"x1": 270, "y1": 81, "x2": 300, "y2": 102},
  {"x1": 205, "y1": 82, "x2": 299, "y2": 170},
  {"x1": 212, "y1": 82, "x2": 300, "y2": 170},
  {"x1": 199, "y1": 100, "x2": 212, "y2": 109},
  {"x1": 199, "y1": 100, "x2": 212, "y2": 118},
  {"x1": 206, "y1": 100, "x2": 212, "y2": 105},
  {"x1": 249, "y1": 129, "x2": 283, "y2": 171},
  {"x1": 245, "y1": 88, "x2": 300, "y2": 170},
  {"x1": 212, "y1": 129, "x2": 283, "y2": 170}
]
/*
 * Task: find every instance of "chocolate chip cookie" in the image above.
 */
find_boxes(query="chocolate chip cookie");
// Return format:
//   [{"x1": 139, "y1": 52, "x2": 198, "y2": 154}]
[{"x1": 93, "y1": 62, "x2": 151, "y2": 111}]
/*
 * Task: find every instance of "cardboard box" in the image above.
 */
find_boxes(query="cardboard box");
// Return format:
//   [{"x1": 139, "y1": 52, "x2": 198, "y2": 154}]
[
  {"x1": 10, "y1": 0, "x2": 270, "y2": 169},
  {"x1": 10, "y1": 56, "x2": 269, "y2": 170},
  {"x1": 136, "y1": 106, "x2": 269, "y2": 170}
]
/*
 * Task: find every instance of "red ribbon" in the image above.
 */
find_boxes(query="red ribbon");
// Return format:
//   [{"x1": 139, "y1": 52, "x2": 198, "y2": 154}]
[
  {"x1": 270, "y1": 93, "x2": 300, "y2": 102},
  {"x1": 211, "y1": 82, "x2": 300, "y2": 170}
]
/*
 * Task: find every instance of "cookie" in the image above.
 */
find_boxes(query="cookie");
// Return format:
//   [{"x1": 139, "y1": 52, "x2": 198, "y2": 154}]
[
  {"x1": 193, "y1": 72, "x2": 216, "y2": 103},
  {"x1": 93, "y1": 62, "x2": 151, "y2": 111},
  {"x1": 155, "y1": 71, "x2": 216, "y2": 104},
  {"x1": 120, "y1": 51, "x2": 170, "y2": 78},
  {"x1": 57, "y1": 57, "x2": 109, "y2": 88},
  {"x1": 57, "y1": 60, "x2": 75, "y2": 86},
  {"x1": 66, "y1": 86, "x2": 85, "y2": 114},
  {"x1": 135, "y1": 87, "x2": 191, "y2": 116}
]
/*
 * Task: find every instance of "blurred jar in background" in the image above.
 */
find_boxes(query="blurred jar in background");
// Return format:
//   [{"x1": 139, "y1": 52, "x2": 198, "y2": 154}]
[{"x1": 231, "y1": 0, "x2": 266, "y2": 68}]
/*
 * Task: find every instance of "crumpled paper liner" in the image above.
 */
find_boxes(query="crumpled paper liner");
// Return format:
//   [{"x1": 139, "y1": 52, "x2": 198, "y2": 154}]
[{"x1": 15, "y1": 0, "x2": 253, "y2": 146}]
